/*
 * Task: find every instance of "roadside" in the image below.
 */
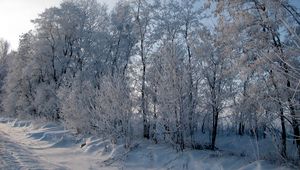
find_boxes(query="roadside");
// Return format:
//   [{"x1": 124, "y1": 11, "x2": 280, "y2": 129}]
[
  {"x1": 0, "y1": 127, "x2": 63, "y2": 170},
  {"x1": 0, "y1": 118, "x2": 297, "y2": 170}
]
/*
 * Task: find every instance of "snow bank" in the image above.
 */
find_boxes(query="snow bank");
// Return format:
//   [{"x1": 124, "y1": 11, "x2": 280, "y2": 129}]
[
  {"x1": 0, "y1": 117, "x2": 15, "y2": 123},
  {"x1": 27, "y1": 124, "x2": 76, "y2": 148},
  {"x1": 50, "y1": 135, "x2": 76, "y2": 148},
  {"x1": 238, "y1": 160, "x2": 286, "y2": 170},
  {"x1": 40, "y1": 122, "x2": 61, "y2": 129},
  {"x1": 27, "y1": 131, "x2": 47, "y2": 139},
  {"x1": 0, "y1": 118, "x2": 296, "y2": 170},
  {"x1": 84, "y1": 139, "x2": 111, "y2": 154},
  {"x1": 38, "y1": 130, "x2": 69, "y2": 142},
  {"x1": 11, "y1": 120, "x2": 31, "y2": 127}
]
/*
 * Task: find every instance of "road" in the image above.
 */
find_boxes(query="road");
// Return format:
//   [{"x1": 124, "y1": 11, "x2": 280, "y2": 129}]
[
  {"x1": 0, "y1": 122, "x2": 114, "y2": 170},
  {"x1": 0, "y1": 129, "x2": 62, "y2": 170},
  {"x1": 0, "y1": 120, "x2": 296, "y2": 170}
]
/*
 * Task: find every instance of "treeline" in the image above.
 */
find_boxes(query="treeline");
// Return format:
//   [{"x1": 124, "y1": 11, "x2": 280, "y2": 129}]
[{"x1": 0, "y1": 0, "x2": 300, "y2": 162}]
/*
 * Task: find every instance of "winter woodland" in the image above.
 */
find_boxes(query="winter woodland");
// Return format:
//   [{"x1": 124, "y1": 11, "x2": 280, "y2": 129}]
[{"x1": 0, "y1": 0, "x2": 300, "y2": 165}]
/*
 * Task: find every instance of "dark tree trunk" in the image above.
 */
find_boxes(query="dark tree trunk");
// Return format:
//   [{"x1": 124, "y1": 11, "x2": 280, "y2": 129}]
[
  {"x1": 201, "y1": 115, "x2": 206, "y2": 134},
  {"x1": 136, "y1": 0, "x2": 150, "y2": 140},
  {"x1": 142, "y1": 50, "x2": 149, "y2": 139},
  {"x1": 280, "y1": 106, "x2": 287, "y2": 158},
  {"x1": 152, "y1": 84, "x2": 158, "y2": 144},
  {"x1": 184, "y1": 20, "x2": 195, "y2": 148},
  {"x1": 211, "y1": 107, "x2": 219, "y2": 150},
  {"x1": 270, "y1": 70, "x2": 288, "y2": 158},
  {"x1": 238, "y1": 122, "x2": 245, "y2": 136},
  {"x1": 288, "y1": 97, "x2": 300, "y2": 158},
  {"x1": 282, "y1": 56, "x2": 299, "y2": 158}
]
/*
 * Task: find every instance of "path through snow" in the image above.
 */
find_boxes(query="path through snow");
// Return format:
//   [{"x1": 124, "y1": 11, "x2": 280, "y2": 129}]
[
  {"x1": 0, "y1": 127, "x2": 63, "y2": 170},
  {"x1": 0, "y1": 118, "x2": 296, "y2": 170},
  {"x1": 0, "y1": 119, "x2": 115, "y2": 170}
]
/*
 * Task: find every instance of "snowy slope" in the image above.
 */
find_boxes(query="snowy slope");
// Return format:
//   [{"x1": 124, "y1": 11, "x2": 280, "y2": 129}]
[{"x1": 0, "y1": 118, "x2": 297, "y2": 170}]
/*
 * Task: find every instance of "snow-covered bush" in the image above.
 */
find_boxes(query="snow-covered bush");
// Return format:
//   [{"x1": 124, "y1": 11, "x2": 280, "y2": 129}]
[{"x1": 34, "y1": 83, "x2": 59, "y2": 120}]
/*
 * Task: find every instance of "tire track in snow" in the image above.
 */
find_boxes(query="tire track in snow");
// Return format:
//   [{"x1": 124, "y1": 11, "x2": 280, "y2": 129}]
[{"x1": 0, "y1": 130, "x2": 64, "y2": 170}]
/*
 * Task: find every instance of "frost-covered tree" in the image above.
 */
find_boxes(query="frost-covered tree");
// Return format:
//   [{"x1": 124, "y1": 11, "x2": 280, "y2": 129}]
[
  {"x1": 194, "y1": 24, "x2": 236, "y2": 150},
  {"x1": 1, "y1": 0, "x2": 300, "y2": 163},
  {"x1": 144, "y1": 0, "x2": 204, "y2": 150},
  {"x1": 57, "y1": 1, "x2": 136, "y2": 145},
  {"x1": 131, "y1": 0, "x2": 152, "y2": 139},
  {"x1": 213, "y1": 0, "x2": 300, "y2": 159},
  {"x1": 2, "y1": 33, "x2": 36, "y2": 118},
  {"x1": 0, "y1": 39, "x2": 9, "y2": 113}
]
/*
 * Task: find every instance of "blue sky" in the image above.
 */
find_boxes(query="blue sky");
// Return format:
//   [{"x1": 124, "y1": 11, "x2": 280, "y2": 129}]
[
  {"x1": 0, "y1": 0, "x2": 117, "y2": 50},
  {"x1": 0, "y1": 0, "x2": 300, "y2": 51}
]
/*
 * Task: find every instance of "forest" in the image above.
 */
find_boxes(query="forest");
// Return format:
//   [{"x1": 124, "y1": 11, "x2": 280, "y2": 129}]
[{"x1": 0, "y1": 0, "x2": 299, "y2": 165}]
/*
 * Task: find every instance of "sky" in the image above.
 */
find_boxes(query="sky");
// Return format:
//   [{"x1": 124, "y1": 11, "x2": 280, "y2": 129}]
[
  {"x1": 0, "y1": 0, "x2": 117, "y2": 51},
  {"x1": 0, "y1": 0, "x2": 299, "y2": 51}
]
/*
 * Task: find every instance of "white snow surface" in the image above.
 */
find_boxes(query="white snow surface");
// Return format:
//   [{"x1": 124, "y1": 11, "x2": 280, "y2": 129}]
[{"x1": 0, "y1": 118, "x2": 296, "y2": 170}]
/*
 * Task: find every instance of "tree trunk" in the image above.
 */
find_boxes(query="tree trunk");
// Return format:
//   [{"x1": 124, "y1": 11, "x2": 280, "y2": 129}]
[
  {"x1": 273, "y1": 21, "x2": 300, "y2": 159},
  {"x1": 209, "y1": 70, "x2": 218, "y2": 150},
  {"x1": 184, "y1": 21, "x2": 195, "y2": 148},
  {"x1": 238, "y1": 122, "x2": 245, "y2": 136},
  {"x1": 280, "y1": 106, "x2": 287, "y2": 158},
  {"x1": 284, "y1": 66, "x2": 300, "y2": 157},
  {"x1": 201, "y1": 114, "x2": 206, "y2": 134},
  {"x1": 211, "y1": 107, "x2": 219, "y2": 150},
  {"x1": 136, "y1": 0, "x2": 150, "y2": 140},
  {"x1": 141, "y1": 39, "x2": 149, "y2": 139},
  {"x1": 288, "y1": 96, "x2": 300, "y2": 158},
  {"x1": 270, "y1": 70, "x2": 287, "y2": 158},
  {"x1": 152, "y1": 84, "x2": 158, "y2": 143}
]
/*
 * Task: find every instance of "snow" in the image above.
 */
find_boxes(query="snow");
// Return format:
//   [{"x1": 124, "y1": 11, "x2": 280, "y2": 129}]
[{"x1": 0, "y1": 118, "x2": 297, "y2": 170}]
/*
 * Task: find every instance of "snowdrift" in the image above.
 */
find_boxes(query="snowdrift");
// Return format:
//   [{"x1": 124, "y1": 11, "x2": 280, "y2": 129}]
[{"x1": 0, "y1": 118, "x2": 297, "y2": 170}]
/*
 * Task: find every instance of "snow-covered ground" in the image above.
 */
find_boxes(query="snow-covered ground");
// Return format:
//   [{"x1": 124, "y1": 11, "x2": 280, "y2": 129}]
[{"x1": 0, "y1": 118, "x2": 297, "y2": 170}]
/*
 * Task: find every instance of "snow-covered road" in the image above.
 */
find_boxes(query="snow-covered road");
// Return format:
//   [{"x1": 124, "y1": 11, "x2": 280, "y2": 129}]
[
  {"x1": 0, "y1": 128, "x2": 62, "y2": 170},
  {"x1": 0, "y1": 119, "x2": 296, "y2": 170},
  {"x1": 0, "y1": 120, "x2": 109, "y2": 170}
]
